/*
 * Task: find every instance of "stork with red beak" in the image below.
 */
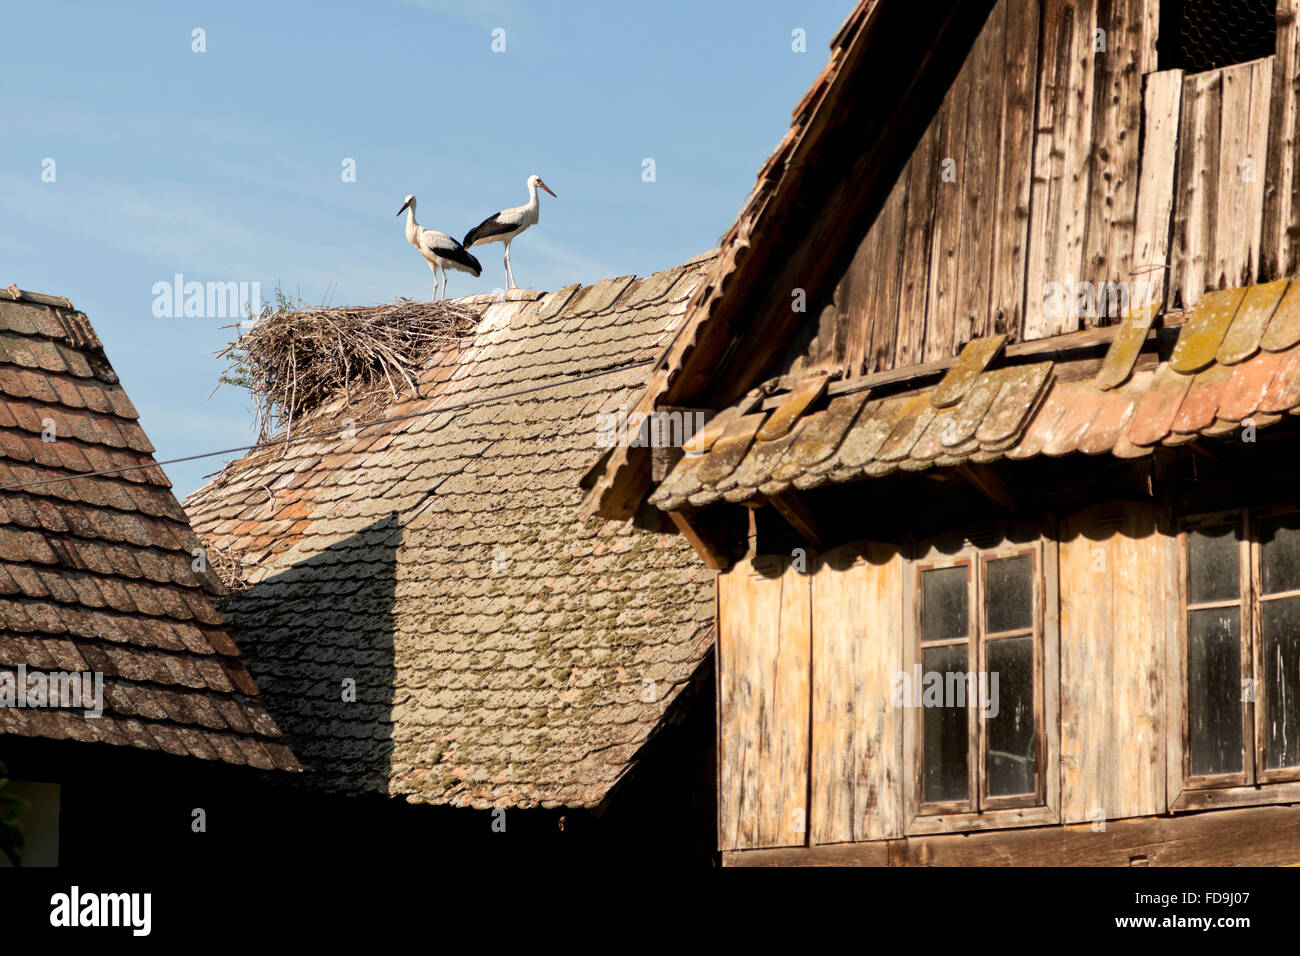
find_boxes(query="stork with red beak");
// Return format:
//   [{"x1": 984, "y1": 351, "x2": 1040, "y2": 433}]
[
  {"x1": 396, "y1": 194, "x2": 482, "y2": 302},
  {"x1": 463, "y1": 175, "x2": 557, "y2": 289}
]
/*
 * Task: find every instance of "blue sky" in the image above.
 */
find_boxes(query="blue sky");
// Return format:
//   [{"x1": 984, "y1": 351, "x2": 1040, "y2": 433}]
[{"x1": 2, "y1": 0, "x2": 850, "y2": 497}]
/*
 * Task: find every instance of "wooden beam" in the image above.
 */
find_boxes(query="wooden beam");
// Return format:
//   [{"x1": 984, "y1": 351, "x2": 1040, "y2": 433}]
[
  {"x1": 768, "y1": 491, "x2": 825, "y2": 549},
  {"x1": 725, "y1": 802, "x2": 1300, "y2": 866},
  {"x1": 667, "y1": 509, "x2": 731, "y2": 570},
  {"x1": 813, "y1": 316, "x2": 1187, "y2": 402},
  {"x1": 955, "y1": 462, "x2": 1016, "y2": 511}
]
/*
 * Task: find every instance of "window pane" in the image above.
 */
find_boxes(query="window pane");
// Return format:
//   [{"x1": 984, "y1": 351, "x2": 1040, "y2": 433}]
[
  {"x1": 986, "y1": 555, "x2": 1033, "y2": 633},
  {"x1": 1261, "y1": 514, "x2": 1300, "y2": 596},
  {"x1": 922, "y1": 643, "x2": 969, "y2": 803},
  {"x1": 922, "y1": 566, "x2": 968, "y2": 642},
  {"x1": 1188, "y1": 606, "x2": 1243, "y2": 776},
  {"x1": 1262, "y1": 595, "x2": 1300, "y2": 770},
  {"x1": 986, "y1": 636, "x2": 1036, "y2": 797},
  {"x1": 1188, "y1": 524, "x2": 1239, "y2": 604}
]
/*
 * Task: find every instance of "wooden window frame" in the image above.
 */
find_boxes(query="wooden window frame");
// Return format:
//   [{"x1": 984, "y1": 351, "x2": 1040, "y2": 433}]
[
  {"x1": 1174, "y1": 505, "x2": 1300, "y2": 810},
  {"x1": 1251, "y1": 505, "x2": 1300, "y2": 786},
  {"x1": 904, "y1": 530, "x2": 1058, "y2": 834}
]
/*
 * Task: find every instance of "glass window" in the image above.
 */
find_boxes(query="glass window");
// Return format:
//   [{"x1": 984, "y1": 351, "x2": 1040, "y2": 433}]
[{"x1": 918, "y1": 549, "x2": 1041, "y2": 813}]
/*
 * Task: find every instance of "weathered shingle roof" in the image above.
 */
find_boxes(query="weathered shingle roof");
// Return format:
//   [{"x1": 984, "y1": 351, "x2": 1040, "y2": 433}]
[
  {"x1": 653, "y1": 279, "x2": 1300, "y2": 508},
  {"x1": 0, "y1": 287, "x2": 298, "y2": 771},
  {"x1": 184, "y1": 255, "x2": 718, "y2": 809}
]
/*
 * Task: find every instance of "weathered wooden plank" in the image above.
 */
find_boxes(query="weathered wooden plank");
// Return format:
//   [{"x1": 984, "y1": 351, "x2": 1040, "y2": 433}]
[
  {"x1": 1129, "y1": 70, "x2": 1183, "y2": 317},
  {"x1": 1042, "y1": 512, "x2": 1063, "y2": 818},
  {"x1": 1217, "y1": 278, "x2": 1288, "y2": 365},
  {"x1": 854, "y1": 178, "x2": 909, "y2": 376},
  {"x1": 1095, "y1": 300, "x2": 1160, "y2": 390},
  {"x1": 718, "y1": 557, "x2": 779, "y2": 850},
  {"x1": 769, "y1": 557, "x2": 812, "y2": 848},
  {"x1": 931, "y1": 334, "x2": 1007, "y2": 408},
  {"x1": 1170, "y1": 69, "x2": 1223, "y2": 311},
  {"x1": 1024, "y1": 0, "x2": 1099, "y2": 340},
  {"x1": 728, "y1": 803, "x2": 1300, "y2": 866},
  {"x1": 950, "y1": 4, "x2": 1005, "y2": 348},
  {"x1": 1139, "y1": 0, "x2": 1160, "y2": 73},
  {"x1": 1110, "y1": 502, "x2": 1166, "y2": 817},
  {"x1": 922, "y1": 53, "x2": 974, "y2": 363},
  {"x1": 1261, "y1": 0, "x2": 1300, "y2": 281},
  {"x1": 1212, "y1": 58, "x2": 1273, "y2": 292},
  {"x1": 894, "y1": 123, "x2": 942, "y2": 369},
  {"x1": 810, "y1": 542, "x2": 905, "y2": 844},
  {"x1": 1168, "y1": 286, "x2": 1246, "y2": 373},
  {"x1": 717, "y1": 556, "x2": 811, "y2": 850},
  {"x1": 1059, "y1": 502, "x2": 1166, "y2": 824},
  {"x1": 1163, "y1": 502, "x2": 1185, "y2": 816},
  {"x1": 988, "y1": 0, "x2": 1040, "y2": 339},
  {"x1": 1170, "y1": 61, "x2": 1273, "y2": 310},
  {"x1": 1081, "y1": 0, "x2": 1145, "y2": 328}
]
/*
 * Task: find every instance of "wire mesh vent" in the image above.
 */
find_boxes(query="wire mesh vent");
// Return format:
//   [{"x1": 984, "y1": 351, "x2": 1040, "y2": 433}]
[{"x1": 1160, "y1": 0, "x2": 1278, "y2": 73}]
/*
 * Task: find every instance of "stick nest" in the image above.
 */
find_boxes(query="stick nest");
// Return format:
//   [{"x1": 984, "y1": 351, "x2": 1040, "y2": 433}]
[{"x1": 219, "y1": 297, "x2": 481, "y2": 439}]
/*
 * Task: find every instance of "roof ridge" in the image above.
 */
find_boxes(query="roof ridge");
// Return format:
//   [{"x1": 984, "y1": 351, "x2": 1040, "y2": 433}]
[{"x1": 3, "y1": 285, "x2": 75, "y2": 311}]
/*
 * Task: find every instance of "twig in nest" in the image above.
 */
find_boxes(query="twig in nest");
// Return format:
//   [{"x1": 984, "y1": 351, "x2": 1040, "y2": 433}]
[{"x1": 218, "y1": 297, "x2": 481, "y2": 441}]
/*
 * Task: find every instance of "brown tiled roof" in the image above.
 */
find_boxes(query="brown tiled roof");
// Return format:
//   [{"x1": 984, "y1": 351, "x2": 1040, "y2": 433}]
[
  {"x1": 652, "y1": 280, "x2": 1300, "y2": 509},
  {"x1": 0, "y1": 286, "x2": 298, "y2": 771},
  {"x1": 184, "y1": 256, "x2": 718, "y2": 809}
]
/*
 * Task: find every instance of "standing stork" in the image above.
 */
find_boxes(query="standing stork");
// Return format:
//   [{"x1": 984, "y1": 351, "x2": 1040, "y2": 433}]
[
  {"x1": 396, "y1": 194, "x2": 482, "y2": 301},
  {"x1": 462, "y1": 174, "x2": 557, "y2": 289}
]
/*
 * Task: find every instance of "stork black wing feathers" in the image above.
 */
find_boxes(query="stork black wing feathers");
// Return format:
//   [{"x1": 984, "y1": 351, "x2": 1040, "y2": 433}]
[
  {"x1": 462, "y1": 212, "x2": 517, "y2": 248},
  {"x1": 443, "y1": 244, "x2": 483, "y2": 276},
  {"x1": 421, "y1": 230, "x2": 483, "y2": 276}
]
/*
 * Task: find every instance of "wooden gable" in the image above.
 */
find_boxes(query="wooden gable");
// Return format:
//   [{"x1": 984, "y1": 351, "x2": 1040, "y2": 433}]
[{"x1": 776, "y1": 0, "x2": 1300, "y2": 385}]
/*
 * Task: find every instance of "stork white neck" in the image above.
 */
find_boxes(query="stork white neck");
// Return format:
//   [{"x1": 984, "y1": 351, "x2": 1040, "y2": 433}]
[{"x1": 404, "y1": 201, "x2": 421, "y2": 243}]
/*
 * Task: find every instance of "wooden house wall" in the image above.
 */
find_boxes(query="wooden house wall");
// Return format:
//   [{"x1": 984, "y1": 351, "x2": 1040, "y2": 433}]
[
  {"x1": 716, "y1": 554, "x2": 810, "y2": 850},
  {"x1": 1057, "y1": 501, "x2": 1173, "y2": 823},
  {"x1": 810, "y1": 541, "x2": 906, "y2": 844},
  {"x1": 795, "y1": 0, "x2": 1300, "y2": 382},
  {"x1": 716, "y1": 503, "x2": 1180, "y2": 852}
]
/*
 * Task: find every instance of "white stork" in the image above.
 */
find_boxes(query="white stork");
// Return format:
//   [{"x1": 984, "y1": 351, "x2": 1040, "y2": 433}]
[
  {"x1": 462, "y1": 174, "x2": 557, "y2": 289},
  {"x1": 396, "y1": 194, "x2": 482, "y2": 301}
]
